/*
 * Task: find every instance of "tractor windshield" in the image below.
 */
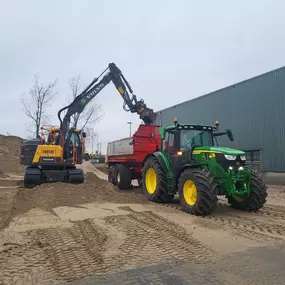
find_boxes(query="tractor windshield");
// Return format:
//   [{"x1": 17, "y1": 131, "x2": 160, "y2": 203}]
[{"x1": 180, "y1": 129, "x2": 213, "y2": 151}]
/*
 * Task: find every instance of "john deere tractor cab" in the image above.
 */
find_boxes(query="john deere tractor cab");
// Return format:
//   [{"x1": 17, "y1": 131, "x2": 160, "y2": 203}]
[{"x1": 142, "y1": 118, "x2": 268, "y2": 216}]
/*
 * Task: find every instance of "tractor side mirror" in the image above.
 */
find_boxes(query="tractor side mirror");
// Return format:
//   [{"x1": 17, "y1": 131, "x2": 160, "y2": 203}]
[
  {"x1": 129, "y1": 140, "x2": 134, "y2": 145},
  {"x1": 226, "y1": 129, "x2": 234, "y2": 141},
  {"x1": 82, "y1": 132, "x2": 87, "y2": 138}
]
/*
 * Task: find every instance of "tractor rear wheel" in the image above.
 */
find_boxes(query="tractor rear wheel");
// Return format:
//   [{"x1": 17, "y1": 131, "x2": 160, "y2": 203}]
[
  {"x1": 178, "y1": 169, "x2": 217, "y2": 216},
  {"x1": 227, "y1": 171, "x2": 268, "y2": 211},
  {"x1": 142, "y1": 157, "x2": 174, "y2": 203}
]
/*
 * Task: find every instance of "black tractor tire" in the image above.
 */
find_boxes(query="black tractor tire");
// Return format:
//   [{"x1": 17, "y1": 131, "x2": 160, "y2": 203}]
[
  {"x1": 108, "y1": 165, "x2": 118, "y2": 185},
  {"x1": 115, "y1": 164, "x2": 132, "y2": 190},
  {"x1": 178, "y1": 168, "x2": 217, "y2": 216},
  {"x1": 227, "y1": 171, "x2": 268, "y2": 211},
  {"x1": 142, "y1": 157, "x2": 174, "y2": 203}
]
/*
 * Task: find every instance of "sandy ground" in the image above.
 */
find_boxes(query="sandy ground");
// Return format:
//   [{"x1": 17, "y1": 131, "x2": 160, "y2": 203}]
[{"x1": 1, "y1": 162, "x2": 285, "y2": 284}]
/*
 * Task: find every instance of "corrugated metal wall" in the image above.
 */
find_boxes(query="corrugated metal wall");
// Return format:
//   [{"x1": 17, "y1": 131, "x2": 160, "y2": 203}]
[{"x1": 155, "y1": 67, "x2": 285, "y2": 172}]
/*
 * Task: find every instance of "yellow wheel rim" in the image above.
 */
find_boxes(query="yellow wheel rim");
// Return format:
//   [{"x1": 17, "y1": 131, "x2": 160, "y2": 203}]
[
  {"x1": 183, "y1": 180, "x2": 197, "y2": 206},
  {"x1": 145, "y1": 168, "x2": 157, "y2": 194}
]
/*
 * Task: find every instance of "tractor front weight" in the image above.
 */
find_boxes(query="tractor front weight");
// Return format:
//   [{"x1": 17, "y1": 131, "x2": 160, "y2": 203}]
[{"x1": 219, "y1": 168, "x2": 251, "y2": 198}]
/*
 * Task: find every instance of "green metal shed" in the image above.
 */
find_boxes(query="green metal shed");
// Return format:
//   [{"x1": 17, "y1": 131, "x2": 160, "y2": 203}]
[{"x1": 155, "y1": 66, "x2": 285, "y2": 173}]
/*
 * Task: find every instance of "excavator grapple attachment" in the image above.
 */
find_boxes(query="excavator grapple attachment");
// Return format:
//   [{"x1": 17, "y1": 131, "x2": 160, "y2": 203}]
[{"x1": 139, "y1": 107, "x2": 156, "y2": 125}]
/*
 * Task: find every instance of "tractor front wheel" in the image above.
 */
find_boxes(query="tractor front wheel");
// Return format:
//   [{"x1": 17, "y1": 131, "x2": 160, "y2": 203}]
[
  {"x1": 142, "y1": 157, "x2": 174, "y2": 203},
  {"x1": 178, "y1": 169, "x2": 217, "y2": 216},
  {"x1": 227, "y1": 171, "x2": 268, "y2": 211}
]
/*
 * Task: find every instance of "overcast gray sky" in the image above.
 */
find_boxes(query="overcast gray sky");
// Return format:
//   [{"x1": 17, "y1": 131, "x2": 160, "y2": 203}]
[{"x1": 1, "y1": 0, "x2": 285, "y2": 152}]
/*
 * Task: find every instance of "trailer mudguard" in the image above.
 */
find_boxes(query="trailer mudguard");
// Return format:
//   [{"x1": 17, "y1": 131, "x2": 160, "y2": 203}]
[{"x1": 143, "y1": 151, "x2": 175, "y2": 194}]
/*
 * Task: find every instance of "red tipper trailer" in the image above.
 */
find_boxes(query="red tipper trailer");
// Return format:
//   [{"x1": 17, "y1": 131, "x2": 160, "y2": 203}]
[{"x1": 106, "y1": 124, "x2": 162, "y2": 189}]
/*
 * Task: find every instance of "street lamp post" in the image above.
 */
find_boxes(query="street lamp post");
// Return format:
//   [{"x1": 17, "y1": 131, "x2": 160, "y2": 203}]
[{"x1": 127, "y1": 122, "x2": 132, "y2": 137}]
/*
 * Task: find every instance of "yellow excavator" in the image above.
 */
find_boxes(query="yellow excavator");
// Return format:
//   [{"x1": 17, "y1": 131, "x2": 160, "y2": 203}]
[{"x1": 20, "y1": 62, "x2": 156, "y2": 188}]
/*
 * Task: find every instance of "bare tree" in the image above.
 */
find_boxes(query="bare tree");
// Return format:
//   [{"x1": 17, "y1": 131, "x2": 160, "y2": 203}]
[
  {"x1": 68, "y1": 75, "x2": 103, "y2": 132},
  {"x1": 20, "y1": 74, "x2": 57, "y2": 137},
  {"x1": 84, "y1": 125, "x2": 99, "y2": 153}
]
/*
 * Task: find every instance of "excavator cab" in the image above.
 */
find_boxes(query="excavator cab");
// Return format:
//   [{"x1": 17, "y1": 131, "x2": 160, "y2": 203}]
[
  {"x1": 39, "y1": 125, "x2": 63, "y2": 145},
  {"x1": 70, "y1": 129, "x2": 85, "y2": 164},
  {"x1": 39, "y1": 125, "x2": 85, "y2": 165},
  {"x1": 46, "y1": 128, "x2": 62, "y2": 145}
]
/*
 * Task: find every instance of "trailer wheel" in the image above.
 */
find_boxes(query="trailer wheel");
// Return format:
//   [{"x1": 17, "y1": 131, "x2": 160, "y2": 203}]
[
  {"x1": 115, "y1": 164, "x2": 132, "y2": 190},
  {"x1": 137, "y1": 178, "x2": 142, "y2": 188},
  {"x1": 108, "y1": 165, "x2": 117, "y2": 185},
  {"x1": 142, "y1": 157, "x2": 174, "y2": 203}
]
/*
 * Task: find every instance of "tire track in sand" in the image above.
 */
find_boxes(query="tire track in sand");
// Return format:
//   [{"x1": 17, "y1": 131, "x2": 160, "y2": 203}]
[
  {"x1": 0, "y1": 209, "x2": 216, "y2": 284},
  {"x1": 159, "y1": 201, "x2": 285, "y2": 242},
  {"x1": 104, "y1": 208, "x2": 216, "y2": 269},
  {"x1": 0, "y1": 219, "x2": 108, "y2": 284}
]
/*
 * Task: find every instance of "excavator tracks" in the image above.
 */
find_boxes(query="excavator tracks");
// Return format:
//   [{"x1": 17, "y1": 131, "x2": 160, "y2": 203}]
[
  {"x1": 23, "y1": 167, "x2": 84, "y2": 188},
  {"x1": 69, "y1": 168, "x2": 84, "y2": 184},
  {"x1": 23, "y1": 167, "x2": 41, "y2": 188}
]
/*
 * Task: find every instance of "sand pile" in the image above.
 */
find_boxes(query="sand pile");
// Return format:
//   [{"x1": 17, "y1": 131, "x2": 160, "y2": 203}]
[
  {"x1": 11, "y1": 172, "x2": 147, "y2": 218},
  {"x1": 0, "y1": 135, "x2": 24, "y2": 175}
]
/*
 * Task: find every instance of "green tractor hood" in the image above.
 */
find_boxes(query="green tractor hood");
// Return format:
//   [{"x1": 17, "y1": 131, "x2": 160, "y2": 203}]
[{"x1": 194, "y1": 146, "x2": 245, "y2": 156}]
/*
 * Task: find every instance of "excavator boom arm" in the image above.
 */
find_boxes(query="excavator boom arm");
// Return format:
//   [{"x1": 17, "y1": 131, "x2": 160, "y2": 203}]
[{"x1": 58, "y1": 62, "x2": 156, "y2": 139}]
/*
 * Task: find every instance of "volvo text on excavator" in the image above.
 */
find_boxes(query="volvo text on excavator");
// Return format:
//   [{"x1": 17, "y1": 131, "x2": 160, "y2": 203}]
[{"x1": 20, "y1": 63, "x2": 156, "y2": 188}]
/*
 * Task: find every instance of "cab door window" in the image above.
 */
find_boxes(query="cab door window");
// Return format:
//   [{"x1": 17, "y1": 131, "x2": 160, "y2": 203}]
[{"x1": 164, "y1": 131, "x2": 175, "y2": 153}]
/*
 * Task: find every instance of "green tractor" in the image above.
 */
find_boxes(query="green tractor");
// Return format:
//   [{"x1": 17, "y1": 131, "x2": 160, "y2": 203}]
[{"x1": 142, "y1": 118, "x2": 268, "y2": 216}]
